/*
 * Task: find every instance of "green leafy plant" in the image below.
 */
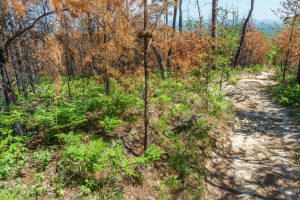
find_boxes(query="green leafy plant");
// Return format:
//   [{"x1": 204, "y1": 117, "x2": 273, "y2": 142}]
[
  {"x1": 208, "y1": 90, "x2": 232, "y2": 117},
  {"x1": 31, "y1": 150, "x2": 52, "y2": 171},
  {"x1": 55, "y1": 132, "x2": 83, "y2": 145},
  {"x1": 0, "y1": 135, "x2": 27, "y2": 180},
  {"x1": 272, "y1": 84, "x2": 300, "y2": 107},
  {"x1": 169, "y1": 150, "x2": 191, "y2": 182},
  {"x1": 58, "y1": 140, "x2": 135, "y2": 183},
  {"x1": 99, "y1": 117, "x2": 123, "y2": 134},
  {"x1": 135, "y1": 145, "x2": 166, "y2": 165}
]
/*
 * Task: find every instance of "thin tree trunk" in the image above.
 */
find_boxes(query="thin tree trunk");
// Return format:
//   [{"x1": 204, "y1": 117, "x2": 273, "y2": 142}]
[
  {"x1": 196, "y1": 0, "x2": 202, "y2": 22},
  {"x1": 153, "y1": 46, "x2": 165, "y2": 80},
  {"x1": 165, "y1": 0, "x2": 169, "y2": 25},
  {"x1": 282, "y1": 17, "x2": 296, "y2": 82},
  {"x1": 0, "y1": 48, "x2": 15, "y2": 106},
  {"x1": 179, "y1": 0, "x2": 183, "y2": 31},
  {"x1": 104, "y1": 66, "x2": 110, "y2": 95},
  {"x1": 65, "y1": 51, "x2": 72, "y2": 98},
  {"x1": 143, "y1": 0, "x2": 149, "y2": 151},
  {"x1": 220, "y1": 63, "x2": 224, "y2": 91},
  {"x1": 297, "y1": 58, "x2": 300, "y2": 84},
  {"x1": 211, "y1": 0, "x2": 218, "y2": 50},
  {"x1": 233, "y1": 0, "x2": 254, "y2": 68},
  {"x1": 166, "y1": 0, "x2": 178, "y2": 73},
  {"x1": 172, "y1": 0, "x2": 178, "y2": 30},
  {"x1": 16, "y1": 45, "x2": 28, "y2": 99}
]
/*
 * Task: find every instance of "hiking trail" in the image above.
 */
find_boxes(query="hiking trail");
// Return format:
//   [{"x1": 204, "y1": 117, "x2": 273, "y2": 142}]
[{"x1": 206, "y1": 70, "x2": 300, "y2": 200}]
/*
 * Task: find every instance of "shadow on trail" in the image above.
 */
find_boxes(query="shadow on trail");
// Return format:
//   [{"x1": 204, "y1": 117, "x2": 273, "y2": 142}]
[{"x1": 206, "y1": 71, "x2": 300, "y2": 200}]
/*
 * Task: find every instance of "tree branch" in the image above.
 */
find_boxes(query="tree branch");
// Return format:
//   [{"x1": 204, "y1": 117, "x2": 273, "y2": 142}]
[{"x1": 4, "y1": 11, "x2": 56, "y2": 53}]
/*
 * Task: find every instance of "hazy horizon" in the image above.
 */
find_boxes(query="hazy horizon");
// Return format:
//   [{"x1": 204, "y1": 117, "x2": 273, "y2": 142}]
[{"x1": 183, "y1": 0, "x2": 282, "y2": 21}]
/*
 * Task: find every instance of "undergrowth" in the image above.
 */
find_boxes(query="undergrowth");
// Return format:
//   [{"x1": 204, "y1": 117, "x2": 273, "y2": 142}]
[
  {"x1": 271, "y1": 67, "x2": 300, "y2": 107},
  {"x1": 0, "y1": 70, "x2": 233, "y2": 199}
]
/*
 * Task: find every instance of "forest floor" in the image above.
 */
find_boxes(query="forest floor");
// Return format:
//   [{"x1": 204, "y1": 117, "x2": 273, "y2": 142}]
[{"x1": 205, "y1": 70, "x2": 300, "y2": 200}]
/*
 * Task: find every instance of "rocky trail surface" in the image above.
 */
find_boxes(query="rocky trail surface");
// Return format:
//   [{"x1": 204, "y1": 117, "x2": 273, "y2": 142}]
[{"x1": 206, "y1": 71, "x2": 300, "y2": 200}]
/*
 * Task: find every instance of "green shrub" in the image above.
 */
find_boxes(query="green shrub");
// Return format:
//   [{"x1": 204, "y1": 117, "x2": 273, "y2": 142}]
[
  {"x1": 33, "y1": 101, "x2": 87, "y2": 129},
  {"x1": 171, "y1": 103, "x2": 192, "y2": 120},
  {"x1": 157, "y1": 175, "x2": 182, "y2": 200},
  {"x1": 153, "y1": 117, "x2": 171, "y2": 132},
  {"x1": 135, "y1": 145, "x2": 166, "y2": 165},
  {"x1": 99, "y1": 117, "x2": 123, "y2": 134},
  {"x1": 31, "y1": 150, "x2": 52, "y2": 172},
  {"x1": 169, "y1": 150, "x2": 191, "y2": 181},
  {"x1": 55, "y1": 132, "x2": 83, "y2": 145},
  {"x1": 58, "y1": 140, "x2": 135, "y2": 183},
  {"x1": 191, "y1": 119, "x2": 211, "y2": 139},
  {"x1": 209, "y1": 90, "x2": 232, "y2": 117},
  {"x1": 0, "y1": 135, "x2": 27, "y2": 180},
  {"x1": 0, "y1": 188, "x2": 17, "y2": 200},
  {"x1": 272, "y1": 84, "x2": 300, "y2": 107},
  {"x1": 162, "y1": 175, "x2": 181, "y2": 191}
]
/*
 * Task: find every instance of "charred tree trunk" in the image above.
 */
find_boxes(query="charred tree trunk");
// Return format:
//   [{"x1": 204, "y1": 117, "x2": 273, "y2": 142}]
[
  {"x1": 143, "y1": 0, "x2": 150, "y2": 151},
  {"x1": 25, "y1": 49, "x2": 36, "y2": 94},
  {"x1": 233, "y1": 0, "x2": 254, "y2": 68},
  {"x1": 0, "y1": 48, "x2": 15, "y2": 106},
  {"x1": 179, "y1": 0, "x2": 183, "y2": 31},
  {"x1": 172, "y1": 0, "x2": 178, "y2": 30},
  {"x1": 153, "y1": 46, "x2": 165, "y2": 80},
  {"x1": 16, "y1": 45, "x2": 28, "y2": 99}
]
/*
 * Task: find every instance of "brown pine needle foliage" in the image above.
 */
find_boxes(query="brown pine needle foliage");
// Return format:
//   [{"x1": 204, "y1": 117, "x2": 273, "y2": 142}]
[
  {"x1": 275, "y1": 20, "x2": 300, "y2": 67},
  {"x1": 239, "y1": 28, "x2": 271, "y2": 66}
]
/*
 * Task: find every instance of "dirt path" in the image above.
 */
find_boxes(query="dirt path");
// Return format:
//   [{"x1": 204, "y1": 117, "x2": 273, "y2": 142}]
[{"x1": 206, "y1": 70, "x2": 300, "y2": 200}]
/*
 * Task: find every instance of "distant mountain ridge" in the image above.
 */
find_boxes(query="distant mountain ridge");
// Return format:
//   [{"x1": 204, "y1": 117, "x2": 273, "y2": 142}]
[
  {"x1": 254, "y1": 19, "x2": 283, "y2": 24},
  {"x1": 254, "y1": 19, "x2": 283, "y2": 36}
]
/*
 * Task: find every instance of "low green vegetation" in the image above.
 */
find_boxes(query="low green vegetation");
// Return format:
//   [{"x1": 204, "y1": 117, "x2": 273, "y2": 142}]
[
  {"x1": 272, "y1": 84, "x2": 300, "y2": 107},
  {"x1": 271, "y1": 67, "x2": 300, "y2": 107},
  {"x1": 0, "y1": 69, "x2": 234, "y2": 199}
]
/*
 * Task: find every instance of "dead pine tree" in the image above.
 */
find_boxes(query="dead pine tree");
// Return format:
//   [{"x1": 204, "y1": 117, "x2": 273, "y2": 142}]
[
  {"x1": 233, "y1": 0, "x2": 255, "y2": 68},
  {"x1": 166, "y1": 0, "x2": 178, "y2": 74},
  {"x1": 282, "y1": 16, "x2": 298, "y2": 82},
  {"x1": 275, "y1": 0, "x2": 300, "y2": 82}
]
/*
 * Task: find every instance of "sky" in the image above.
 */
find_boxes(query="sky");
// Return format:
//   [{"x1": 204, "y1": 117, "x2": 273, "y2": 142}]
[{"x1": 183, "y1": 0, "x2": 282, "y2": 21}]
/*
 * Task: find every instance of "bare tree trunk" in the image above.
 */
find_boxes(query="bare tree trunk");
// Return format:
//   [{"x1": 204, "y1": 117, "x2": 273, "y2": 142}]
[
  {"x1": 143, "y1": 0, "x2": 149, "y2": 151},
  {"x1": 282, "y1": 17, "x2": 296, "y2": 82},
  {"x1": 104, "y1": 66, "x2": 110, "y2": 95},
  {"x1": 0, "y1": 48, "x2": 15, "y2": 106},
  {"x1": 65, "y1": 50, "x2": 72, "y2": 98},
  {"x1": 166, "y1": 0, "x2": 178, "y2": 73},
  {"x1": 196, "y1": 0, "x2": 201, "y2": 22},
  {"x1": 297, "y1": 58, "x2": 300, "y2": 84},
  {"x1": 211, "y1": 0, "x2": 218, "y2": 50},
  {"x1": 179, "y1": 0, "x2": 183, "y2": 31},
  {"x1": 220, "y1": 63, "x2": 224, "y2": 91},
  {"x1": 172, "y1": 0, "x2": 178, "y2": 30},
  {"x1": 153, "y1": 46, "x2": 165, "y2": 80},
  {"x1": 165, "y1": 0, "x2": 169, "y2": 25},
  {"x1": 233, "y1": 0, "x2": 254, "y2": 68}
]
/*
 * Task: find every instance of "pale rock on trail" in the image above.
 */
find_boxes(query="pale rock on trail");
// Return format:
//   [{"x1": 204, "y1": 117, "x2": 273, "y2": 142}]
[{"x1": 206, "y1": 71, "x2": 300, "y2": 200}]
